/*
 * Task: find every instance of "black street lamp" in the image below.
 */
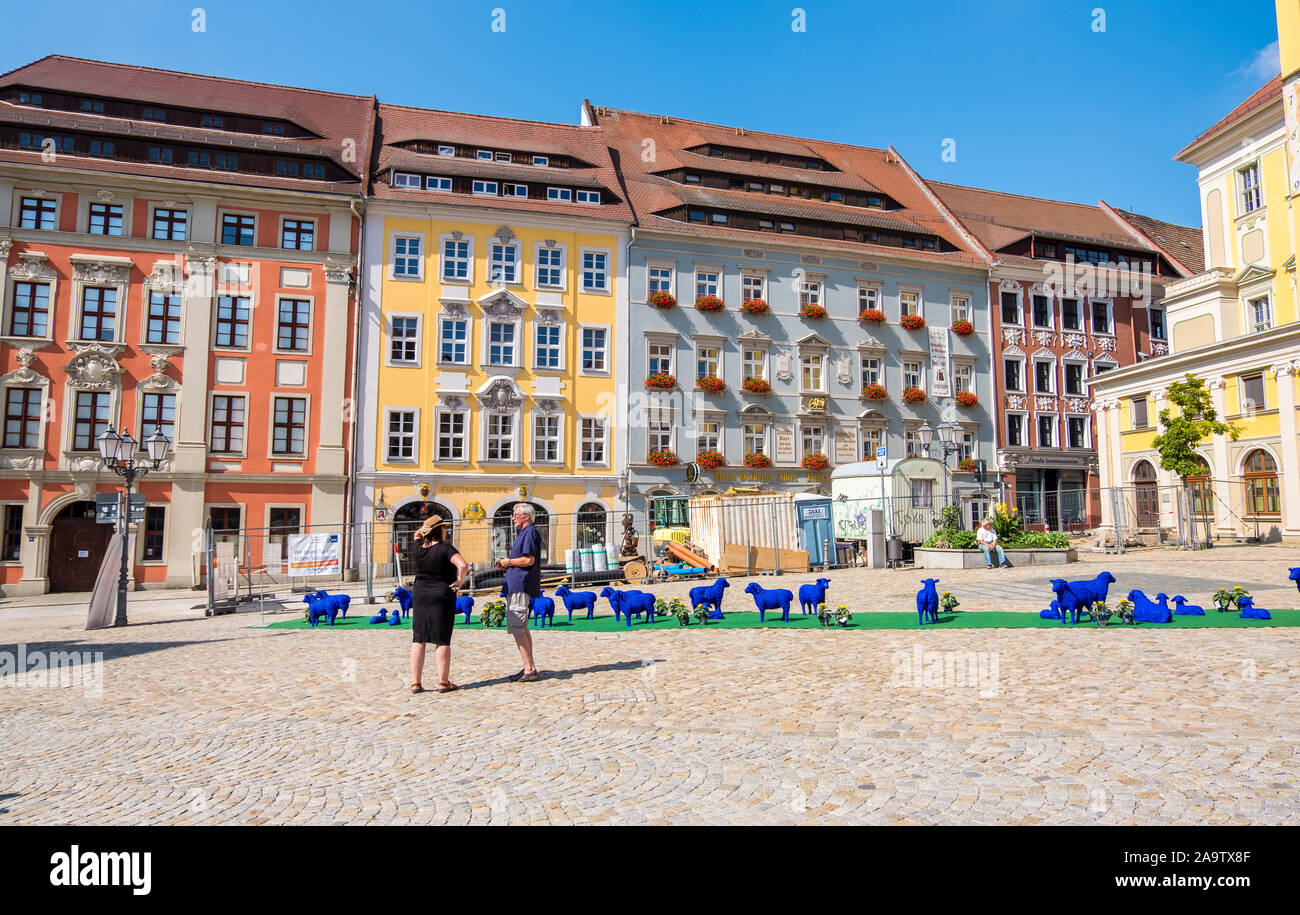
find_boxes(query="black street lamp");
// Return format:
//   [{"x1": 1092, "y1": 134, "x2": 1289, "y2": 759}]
[
  {"x1": 97, "y1": 425, "x2": 171, "y2": 626},
  {"x1": 918, "y1": 421, "x2": 962, "y2": 508}
]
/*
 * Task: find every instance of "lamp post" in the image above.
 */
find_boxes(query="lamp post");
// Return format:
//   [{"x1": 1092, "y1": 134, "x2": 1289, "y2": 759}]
[
  {"x1": 917, "y1": 421, "x2": 962, "y2": 509},
  {"x1": 97, "y1": 425, "x2": 171, "y2": 627}
]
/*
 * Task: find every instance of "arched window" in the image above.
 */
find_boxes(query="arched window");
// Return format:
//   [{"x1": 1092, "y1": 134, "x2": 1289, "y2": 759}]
[
  {"x1": 1187, "y1": 456, "x2": 1213, "y2": 517},
  {"x1": 493, "y1": 502, "x2": 551, "y2": 564},
  {"x1": 393, "y1": 500, "x2": 453, "y2": 562},
  {"x1": 1132, "y1": 459, "x2": 1158, "y2": 528},
  {"x1": 576, "y1": 502, "x2": 607, "y2": 550},
  {"x1": 1243, "y1": 450, "x2": 1280, "y2": 517}
]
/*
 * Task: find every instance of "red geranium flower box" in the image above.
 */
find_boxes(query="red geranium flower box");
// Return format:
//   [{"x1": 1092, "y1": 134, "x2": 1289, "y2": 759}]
[
  {"x1": 859, "y1": 308, "x2": 886, "y2": 323},
  {"x1": 801, "y1": 453, "x2": 830, "y2": 471},
  {"x1": 695, "y1": 294, "x2": 725, "y2": 312},
  {"x1": 648, "y1": 291, "x2": 677, "y2": 310},
  {"x1": 958, "y1": 457, "x2": 976, "y2": 472},
  {"x1": 644, "y1": 372, "x2": 676, "y2": 390},
  {"x1": 951, "y1": 319, "x2": 975, "y2": 336},
  {"x1": 742, "y1": 377, "x2": 771, "y2": 394},
  {"x1": 647, "y1": 449, "x2": 678, "y2": 467},
  {"x1": 900, "y1": 314, "x2": 926, "y2": 330},
  {"x1": 744, "y1": 452, "x2": 772, "y2": 468},
  {"x1": 799, "y1": 303, "x2": 828, "y2": 320},
  {"x1": 741, "y1": 298, "x2": 770, "y2": 316},
  {"x1": 861, "y1": 383, "x2": 887, "y2": 400},
  {"x1": 956, "y1": 391, "x2": 978, "y2": 408},
  {"x1": 696, "y1": 449, "x2": 725, "y2": 470},
  {"x1": 902, "y1": 386, "x2": 927, "y2": 404},
  {"x1": 696, "y1": 374, "x2": 726, "y2": 394}
]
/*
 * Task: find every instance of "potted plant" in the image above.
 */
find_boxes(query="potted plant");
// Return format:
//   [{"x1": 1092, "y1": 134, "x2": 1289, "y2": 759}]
[
  {"x1": 742, "y1": 376, "x2": 771, "y2": 394},
  {"x1": 902, "y1": 386, "x2": 926, "y2": 404},
  {"x1": 956, "y1": 391, "x2": 978, "y2": 408},
  {"x1": 802, "y1": 453, "x2": 830, "y2": 471},
  {"x1": 939, "y1": 591, "x2": 960, "y2": 614},
  {"x1": 817, "y1": 603, "x2": 853, "y2": 627},
  {"x1": 859, "y1": 308, "x2": 886, "y2": 324},
  {"x1": 644, "y1": 372, "x2": 676, "y2": 390},
  {"x1": 695, "y1": 294, "x2": 725, "y2": 312},
  {"x1": 1212, "y1": 586, "x2": 1250, "y2": 612},
  {"x1": 696, "y1": 374, "x2": 726, "y2": 394},
  {"x1": 660, "y1": 597, "x2": 691, "y2": 627},
  {"x1": 1117, "y1": 598, "x2": 1136, "y2": 625},
  {"x1": 861, "y1": 383, "x2": 887, "y2": 400},
  {"x1": 647, "y1": 448, "x2": 678, "y2": 467},
  {"x1": 691, "y1": 600, "x2": 712, "y2": 625},
  {"x1": 741, "y1": 298, "x2": 770, "y2": 316},
  {"x1": 799, "y1": 302, "x2": 828, "y2": 320},
  {"x1": 648, "y1": 291, "x2": 676, "y2": 310},
  {"x1": 481, "y1": 599, "x2": 508, "y2": 628},
  {"x1": 1091, "y1": 600, "x2": 1112, "y2": 627},
  {"x1": 696, "y1": 449, "x2": 725, "y2": 470},
  {"x1": 900, "y1": 313, "x2": 926, "y2": 330},
  {"x1": 951, "y1": 319, "x2": 975, "y2": 336},
  {"x1": 957, "y1": 457, "x2": 976, "y2": 472},
  {"x1": 744, "y1": 452, "x2": 772, "y2": 468}
]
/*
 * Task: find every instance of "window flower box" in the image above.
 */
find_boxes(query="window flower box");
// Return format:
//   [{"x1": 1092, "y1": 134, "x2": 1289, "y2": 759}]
[
  {"x1": 741, "y1": 298, "x2": 770, "y2": 316},
  {"x1": 741, "y1": 376, "x2": 771, "y2": 394},
  {"x1": 861, "y1": 383, "x2": 887, "y2": 400},
  {"x1": 648, "y1": 291, "x2": 676, "y2": 310},
  {"x1": 696, "y1": 449, "x2": 725, "y2": 470},
  {"x1": 958, "y1": 457, "x2": 976, "y2": 472},
  {"x1": 900, "y1": 314, "x2": 926, "y2": 331},
  {"x1": 801, "y1": 453, "x2": 830, "y2": 471},
  {"x1": 902, "y1": 386, "x2": 926, "y2": 404},
  {"x1": 695, "y1": 294, "x2": 725, "y2": 312},
  {"x1": 859, "y1": 308, "x2": 886, "y2": 323},
  {"x1": 647, "y1": 448, "x2": 678, "y2": 467},
  {"x1": 951, "y1": 319, "x2": 975, "y2": 336},
  {"x1": 696, "y1": 374, "x2": 726, "y2": 394},
  {"x1": 955, "y1": 390, "x2": 978, "y2": 408},
  {"x1": 744, "y1": 452, "x2": 772, "y2": 468},
  {"x1": 644, "y1": 372, "x2": 676, "y2": 390},
  {"x1": 799, "y1": 303, "x2": 828, "y2": 320}
]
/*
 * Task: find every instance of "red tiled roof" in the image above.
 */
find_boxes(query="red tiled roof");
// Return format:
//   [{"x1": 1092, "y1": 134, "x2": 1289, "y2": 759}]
[
  {"x1": 1107, "y1": 205, "x2": 1204, "y2": 276},
  {"x1": 1177, "y1": 74, "x2": 1283, "y2": 159},
  {"x1": 929, "y1": 181, "x2": 1148, "y2": 251},
  {"x1": 587, "y1": 106, "x2": 984, "y2": 265}
]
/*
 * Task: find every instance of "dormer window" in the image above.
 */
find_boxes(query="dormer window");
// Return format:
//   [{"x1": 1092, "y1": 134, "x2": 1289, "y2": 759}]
[
  {"x1": 494, "y1": 151, "x2": 511, "y2": 162},
  {"x1": 18, "y1": 92, "x2": 41, "y2": 104},
  {"x1": 532, "y1": 155, "x2": 549, "y2": 166},
  {"x1": 504, "y1": 183, "x2": 528, "y2": 198},
  {"x1": 201, "y1": 115, "x2": 225, "y2": 128},
  {"x1": 688, "y1": 210, "x2": 707, "y2": 223},
  {"x1": 142, "y1": 107, "x2": 166, "y2": 121},
  {"x1": 576, "y1": 189, "x2": 601, "y2": 205},
  {"x1": 262, "y1": 122, "x2": 284, "y2": 135},
  {"x1": 708, "y1": 147, "x2": 724, "y2": 157},
  {"x1": 866, "y1": 196, "x2": 882, "y2": 208},
  {"x1": 547, "y1": 187, "x2": 573, "y2": 202},
  {"x1": 477, "y1": 149, "x2": 493, "y2": 160},
  {"x1": 827, "y1": 191, "x2": 843, "y2": 201},
  {"x1": 472, "y1": 180, "x2": 498, "y2": 196},
  {"x1": 393, "y1": 171, "x2": 421, "y2": 188},
  {"x1": 685, "y1": 174, "x2": 701, "y2": 183},
  {"x1": 80, "y1": 99, "x2": 105, "y2": 113},
  {"x1": 437, "y1": 145, "x2": 454, "y2": 156}
]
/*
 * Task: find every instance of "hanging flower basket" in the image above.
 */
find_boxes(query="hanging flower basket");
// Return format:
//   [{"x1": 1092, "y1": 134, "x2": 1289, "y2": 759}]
[
  {"x1": 741, "y1": 298, "x2": 770, "y2": 316},
  {"x1": 951, "y1": 319, "x2": 975, "y2": 336},
  {"x1": 799, "y1": 303, "x2": 828, "y2": 320},
  {"x1": 902, "y1": 386, "x2": 927, "y2": 404},
  {"x1": 859, "y1": 308, "x2": 886, "y2": 324},
  {"x1": 695, "y1": 294, "x2": 725, "y2": 312},
  {"x1": 801, "y1": 453, "x2": 830, "y2": 471},
  {"x1": 861, "y1": 383, "x2": 887, "y2": 400},
  {"x1": 644, "y1": 372, "x2": 676, "y2": 390},
  {"x1": 742, "y1": 376, "x2": 771, "y2": 394},
  {"x1": 696, "y1": 449, "x2": 725, "y2": 470},
  {"x1": 648, "y1": 291, "x2": 677, "y2": 310},
  {"x1": 744, "y1": 452, "x2": 772, "y2": 468},
  {"x1": 958, "y1": 457, "x2": 976, "y2": 472},
  {"x1": 900, "y1": 314, "x2": 926, "y2": 330},
  {"x1": 956, "y1": 390, "x2": 978, "y2": 408},
  {"x1": 647, "y1": 448, "x2": 678, "y2": 467},
  {"x1": 696, "y1": 374, "x2": 726, "y2": 394}
]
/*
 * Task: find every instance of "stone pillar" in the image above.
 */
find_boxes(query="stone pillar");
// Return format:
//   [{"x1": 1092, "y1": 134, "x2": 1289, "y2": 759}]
[
  {"x1": 1094, "y1": 399, "x2": 1112, "y2": 526},
  {"x1": 174, "y1": 254, "x2": 216, "y2": 474},
  {"x1": 1271, "y1": 362, "x2": 1300, "y2": 537},
  {"x1": 1206, "y1": 377, "x2": 1234, "y2": 536},
  {"x1": 310, "y1": 262, "x2": 352, "y2": 529}
]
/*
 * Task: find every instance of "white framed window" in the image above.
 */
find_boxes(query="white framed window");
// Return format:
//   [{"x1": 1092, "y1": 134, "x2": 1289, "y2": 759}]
[
  {"x1": 486, "y1": 321, "x2": 518, "y2": 366},
  {"x1": 954, "y1": 363, "x2": 972, "y2": 394},
  {"x1": 534, "y1": 322, "x2": 563, "y2": 370},
  {"x1": 438, "y1": 315, "x2": 470, "y2": 364},
  {"x1": 536, "y1": 244, "x2": 565, "y2": 288},
  {"x1": 958, "y1": 429, "x2": 974, "y2": 461},
  {"x1": 488, "y1": 242, "x2": 521, "y2": 284},
  {"x1": 647, "y1": 341, "x2": 673, "y2": 375},
  {"x1": 494, "y1": 151, "x2": 511, "y2": 163},
  {"x1": 1063, "y1": 361, "x2": 1086, "y2": 396},
  {"x1": 905, "y1": 427, "x2": 923, "y2": 458},
  {"x1": 533, "y1": 413, "x2": 561, "y2": 463},
  {"x1": 1036, "y1": 414, "x2": 1057, "y2": 449},
  {"x1": 476, "y1": 149, "x2": 493, "y2": 160},
  {"x1": 532, "y1": 155, "x2": 549, "y2": 166},
  {"x1": 742, "y1": 272, "x2": 766, "y2": 301},
  {"x1": 696, "y1": 342, "x2": 721, "y2": 379},
  {"x1": 1066, "y1": 415, "x2": 1089, "y2": 449},
  {"x1": 858, "y1": 284, "x2": 881, "y2": 312},
  {"x1": 1000, "y1": 289, "x2": 1022, "y2": 326},
  {"x1": 581, "y1": 249, "x2": 610, "y2": 292},
  {"x1": 1006, "y1": 412, "x2": 1026, "y2": 448},
  {"x1": 575, "y1": 189, "x2": 601, "y2": 205},
  {"x1": 697, "y1": 421, "x2": 721, "y2": 454},
  {"x1": 426, "y1": 176, "x2": 452, "y2": 192},
  {"x1": 648, "y1": 264, "x2": 674, "y2": 295},
  {"x1": 1061, "y1": 297, "x2": 1082, "y2": 331},
  {"x1": 860, "y1": 355, "x2": 881, "y2": 386},
  {"x1": 548, "y1": 187, "x2": 573, "y2": 202},
  {"x1": 743, "y1": 347, "x2": 766, "y2": 380},
  {"x1": 1246, "y1": 295, "x2": 1272, "y2": 333},
  {"x1": 1130, "y1": 396, "x2": 1150, "y2": 429},
  {"x1": 1033, "y1": 359, "x2": 1056, "y2": 394},
  {"x1": 647, "y1": 402, "x2": 674, "y2": 454},
  {"x1": 743, "y1": 421, "x2": 767, "y2": 457},
  {"x1": 903, "y1": 360, "x2": 923, "y2": 390},
  {"x1": 437, "y1": 145, "x2": 455, "y2": 156},
  {"x1": 441, "y1": 236, "x2": 471, "y2": 282},
  {"x1": 388, "y1": 314, "x2": 421, "y2": 365},
  {"x1": 950, "y1": 294, "x2": 970, "y2": 325},
  {"x1": 1090, "y1": 299, "x2": 1113, "y2": 335},
  {"x1": 391, "y1": 234, "x2": 423, "y2": 279},
  {"x1": 695, "y1": 270, "x2": 720, "y2": 299},
  {"x1": 1239, "y1": 161, "x2": 1262, "y2": 214},
  {"x1": 385, "y1": 409, "x2": 417, "y2": 462},
  {"x1": 503, "y1": 183, "x2": 528, "y2": 198},
  {"x1": 861, "y1": 426, "x2": 883, "y2": 460},
  {"x1": 435, "y1": 409, "x2": 468, "y2": 462},
  {"x1": 1149, "y1": 305, "x2": 1167, "y2": 341},
  {"x1": 1031, "y1": 294, "x2": 1053, "y2": 328},
  {"x1": 392, "y1": 171, "x2": 421, "y2": 188},
  {"x1": 472, "y1": 180, "x2": 498, "y2": 196},
  {"x1": 1004, "y1": 357, "x2": 1025, "y2": 393},
  {"x1": 800, "y1": 352, "x2": 825, "y2": 392},
  {"x1": 581, "y1": 325, "x2": 609, "y2": 374},
  {"x1": 799, "y1": 281, "x2": 823, "y2": 307},
  {"x1": 899, "y1": 289, "x2": 921, "y2": 317},
  {"x1": 486, "y1": 413, "x2": 515, "y2": 461},
  {"x1": 580, "y1": 416, "x2": 608, "y2": 466},
  {"x1": 801, "y1": 424, "x2": 825, "y2": 457}
]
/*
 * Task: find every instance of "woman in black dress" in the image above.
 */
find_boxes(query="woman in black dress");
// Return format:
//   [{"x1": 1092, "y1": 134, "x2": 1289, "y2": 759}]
[{"x1": 409, "y1": 518, "x2": 469, "y2": 694}]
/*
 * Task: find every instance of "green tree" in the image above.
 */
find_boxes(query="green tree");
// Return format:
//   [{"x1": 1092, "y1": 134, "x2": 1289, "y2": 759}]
[{"x1": 1151, "y1": 374, "x2": 1240, "y2": 478}]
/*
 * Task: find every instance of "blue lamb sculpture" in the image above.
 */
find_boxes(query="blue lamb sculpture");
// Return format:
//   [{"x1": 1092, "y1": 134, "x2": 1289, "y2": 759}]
[
  {"x1": 1171, "y1": 595, "x2": 1205, "y2": 616},
  {"x1": 1237, "y1": 596, "x2": 1271, "y2": 620},
  {"x1": 916, "y1": 579, "x2": 940, "y2": 626},
  {"x1": 1127, "y1": 590, "x2": 1172, "y2": 624}
]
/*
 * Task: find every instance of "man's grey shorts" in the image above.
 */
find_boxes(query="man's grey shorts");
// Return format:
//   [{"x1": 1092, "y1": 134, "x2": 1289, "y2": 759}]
[{"x1": 506, "y1": 592, "x2": 532, "y2": 634}]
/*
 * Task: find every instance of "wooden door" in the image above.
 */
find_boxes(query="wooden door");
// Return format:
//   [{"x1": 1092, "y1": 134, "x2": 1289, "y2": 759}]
[{"x1": 49, "y1": 519, "x2": 113, "y2": 592}]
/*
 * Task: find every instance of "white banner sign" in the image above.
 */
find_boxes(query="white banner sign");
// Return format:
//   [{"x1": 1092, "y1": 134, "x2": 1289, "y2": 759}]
[
  {"x1": 928, "y1": 326, "x2": 952, "y2": 398},
  {"x1": 287, "y1": 533, "x2": 341, "y2": 577}
]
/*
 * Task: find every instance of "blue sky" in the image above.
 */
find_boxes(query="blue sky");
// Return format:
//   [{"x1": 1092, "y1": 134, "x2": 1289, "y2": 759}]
[{"x1": 0, "y1": 0, "x2": 1282, "y2": 226}]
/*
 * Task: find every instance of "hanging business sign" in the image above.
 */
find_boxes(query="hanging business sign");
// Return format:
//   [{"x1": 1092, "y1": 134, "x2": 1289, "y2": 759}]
[
  {"x1": 287, "y1": 533, "x2": 341, "y2": 577},
  {"x1": 928, "y1": 327, "x2": 952, "y2": 398}
]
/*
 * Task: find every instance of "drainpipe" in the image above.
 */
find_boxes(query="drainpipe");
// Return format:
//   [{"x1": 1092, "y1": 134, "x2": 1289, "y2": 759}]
[{"x1": 346, "y1": 195, "x2": 365, "y2": 581}]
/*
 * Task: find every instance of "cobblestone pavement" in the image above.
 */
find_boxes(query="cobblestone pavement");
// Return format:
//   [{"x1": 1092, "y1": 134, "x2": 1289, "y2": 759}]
[{"x1": 1, "y1": 546, "x2": 1296, "y2": 825}]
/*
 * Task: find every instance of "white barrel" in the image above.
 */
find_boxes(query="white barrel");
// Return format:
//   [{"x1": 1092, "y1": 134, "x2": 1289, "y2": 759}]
[
  {"x1": 579, "y1": 548, "x2": 595, "y2": 572},
  {"x1": 606, "y1": 545, "x2": 618, "y2": 567},
  {"x1": 564, "y1": 549, "x2": 576, "y2": 574}
]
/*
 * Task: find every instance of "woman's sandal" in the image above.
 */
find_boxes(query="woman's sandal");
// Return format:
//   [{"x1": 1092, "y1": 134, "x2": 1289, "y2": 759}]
[
  {"x1": 410, "y1": 684, "x2": 425, "y2": 694},
  {"x1": 438, "y1": 682, "x2": 460, "y2": 693}
]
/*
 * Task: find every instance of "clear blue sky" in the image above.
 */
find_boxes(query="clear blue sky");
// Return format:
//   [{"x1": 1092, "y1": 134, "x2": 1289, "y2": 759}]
[{"x1": 1, "y1": 0, "x2": 1282, "y2": 227}]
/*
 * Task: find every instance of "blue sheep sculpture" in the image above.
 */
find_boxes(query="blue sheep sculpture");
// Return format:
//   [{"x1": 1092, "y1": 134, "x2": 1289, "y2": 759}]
[
  {"x1": 1171, "y1": 595, "x2": 1205, "y2": 616},
  {"x1": 745, "y1": 582, "x2": 794, "y2": 623},
  {"x1": 1127, "y1": 590, "x2": 1172, "y2": 624},
  {"x1": 531, "y1": 594, "x2": 556, "y2": 628},
  {"x1": 387, "y1": 606, "x2": 402, "y2": 626},
  {"x1": 1039, "y1": 599, "x2": 1067, "y2": 623},
  {"x1": 916, "y1": 578, "x2": 940, "y2": 625},
  {"x1": 554, "y1": 585, "x2": 597, "y2": 622},
  {"x1": 455, "y1": 594, "x2": 475, "y2": 624},
  {"x1": 599, "y1": 587, "x2": 656, "y2": 627},
  {"x1": 368, "y1": 608, "x2": 388, "y2": 625},
  {"x1": 305, "y1": 590, "x2": 350, "y2": 619},
  {"x1": 798, "y1": 578, "x2": 832, "y2": 616},
  {"x1": 1237, "y1": 596, "x2": 1271, "y2": 620},
  {"x1": 1290, "y1": 567, "x2": 1300, "y2": 593},
  {"x1": 389, "y1": 586, "x2": 412, "y2": 619},
  {"x1": 307, "y1": 603, "x2": 339, "y2": 627},
  {"x1": 1050, "y1": 571, "x2": 1117, "y2": 625},
  {"x1": 688, "y1": 578, "x2": 731, "y2": 619}
]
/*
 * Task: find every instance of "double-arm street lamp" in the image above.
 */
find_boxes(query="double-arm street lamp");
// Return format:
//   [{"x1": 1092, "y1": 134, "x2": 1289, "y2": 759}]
[
  {"x1": 97, "y1": 425, "x2": 172, "y2": 626},
  {"x1": 917, "y1": 420, "x2": 962, "y2": 509}
]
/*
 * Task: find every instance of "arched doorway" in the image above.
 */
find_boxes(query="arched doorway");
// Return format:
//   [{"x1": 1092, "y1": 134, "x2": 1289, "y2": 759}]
[
  {"x1": 1242, "y1": 450, "x2": 1280, "y2": 518},
  {"x1": 576, "y1": 502, "x2": 607, "y2": 550},
  {"x1": 493, "y1": 502, "x2": 551, "y2": 564},
  {"x1": 1132, "y1": 460, "x2": 1159, "y2": 529},
  {"x1": 392, "y1": 500, "x2": 452, "y2": 569},
  {"x1": 48, "y1": 500, "x2": 111, "y2": 593}
]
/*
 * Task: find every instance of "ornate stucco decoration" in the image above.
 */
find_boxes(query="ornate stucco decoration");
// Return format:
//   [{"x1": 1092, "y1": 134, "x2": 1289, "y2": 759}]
[
  {"x1": 1002, "y1": 327, "x2": 1024, "y2": 346},
  {"x1": 140, "y1": 352, "x2": 177, "y2": 391},
  {"x1": 72, "y1": 260, "x2": 130, "y2": 286},
  {"x1": 8, "y1": 252, "x2": 55, "y2": 281},
  {"x1": 998, "y1": 278, "x2": 1022, "y2": 291},
  {"x1": 1035, "y1": 396, "x2": 1057, "y2": 411},
  {"x1": 1062, "y1": 333, "x2": 1086, "y2": 349},
  {"x1": 1094, "y1": 336, "x2": 1116, "y2": 352},
  {"x1": 480, "y1": 378, "x2": 522, "y2": 411},
  {"x1": 65, "y1": 343, "x2": 123, "y2": 391},
  {"x1": 441, "y1": 301, "x2": 468, "y2": 321},
  {"x1": 834, "y1": 353, "x2": 852, "y2": 385},
  {"x1": 493, "y1": 226, "x2": 516, "y2": 244},
  {"x1": 441, "y1": 394, "x2": 467, "y2": 412},
  {"x1": 1151, "y1": 342, "x2": 1168, "y2": 356},
  {"x1": 1033, "y1": 330, "x2": 1056, "y2": 347},
  {"x1": 1006, "y1": 395, "x2": 1025, "y2": 410},
  {"x1": 482, "y1": 291, "x2": 523, "y2": 320},
  {"x1": 1065, "y1": 397, "x2": 1089, "y2": 413},
  {"x1": 3, "y1": 347, "x2": 43, "y2": 385},
  {"x1": 534, "y1": 398, "x2": 560, "y2": 415},
  {"x1": 323, "y1": 259, "x2": 353, "y2": 284},
  {"x1": 535, "y1": 308, "x2": 562, "y2": 326}
]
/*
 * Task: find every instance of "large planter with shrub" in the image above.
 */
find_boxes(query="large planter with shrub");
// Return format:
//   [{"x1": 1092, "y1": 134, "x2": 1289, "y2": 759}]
[{"x1": 913, "y1": 547, "x2": 1078, "y2": 568}]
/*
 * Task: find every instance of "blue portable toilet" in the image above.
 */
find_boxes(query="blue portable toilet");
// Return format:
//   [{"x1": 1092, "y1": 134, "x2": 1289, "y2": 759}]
[{"x1": 795, "y1": 494, "x2": 834, "y2": 566}]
